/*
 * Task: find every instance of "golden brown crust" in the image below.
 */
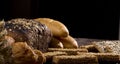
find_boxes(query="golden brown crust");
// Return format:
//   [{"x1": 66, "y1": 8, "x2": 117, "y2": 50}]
[
  {"x1": 57, "y1": 35, "x2": 78, "y2": 48},
  {"x1": 12, "y1": 42, "x2": 45, "y2": 64},
  {"x1": 34, "y1": 18, "x2": 69, "y2": 37},
  {"x1": 34, "y1": 18, "x2": 79, "y2": 49},
  {"x1": 49, "y1": 37, "x2": 63, "y2": 48}
]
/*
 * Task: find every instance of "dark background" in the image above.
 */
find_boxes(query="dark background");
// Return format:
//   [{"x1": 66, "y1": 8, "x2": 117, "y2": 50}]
[{"x1": 0, "y1": 0, "x2": 119, "y2": 40}]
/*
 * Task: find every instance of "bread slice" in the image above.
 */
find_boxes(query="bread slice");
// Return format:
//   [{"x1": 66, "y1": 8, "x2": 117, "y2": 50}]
[
  {"x1": 78, "y1": 53, "x2": 120, "y2": 62},
  {"x1": 92, "y1": 41, "x2": 120, "y2": 54},
  {"x1": 47, "y1": 48, "x2": 88, "y2": 55},
  {"x1": 79, "y1": 45, "x2": 99, "y2": 52},
  {"x1": 52, "y1": 54, "x2": 98, "y2": 64},
  {"x1": 44, "y1": 51, "x2": 67, "y2": 64}
]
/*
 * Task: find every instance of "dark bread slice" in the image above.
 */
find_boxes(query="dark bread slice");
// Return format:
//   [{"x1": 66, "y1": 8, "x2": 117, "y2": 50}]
[
  {"x1": 52, "y1": 54, "x2": 98, "y2": 64},
  {"x1": 44, "y1": 51, "x2": 67, "y2": 64},
  {"x1": 48, "y1": 48, "x2": 88, "y2": 55},
  {"x1": 79, "y1": 45, "x2": 99, "y2": 52},
  {"x1": 78, "y1": 53, "x2": 120, "y2": 62}
]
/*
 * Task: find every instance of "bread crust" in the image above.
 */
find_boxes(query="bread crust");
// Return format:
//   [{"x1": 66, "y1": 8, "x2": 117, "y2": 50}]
[
  {"x1": 5, "y1": 18, "x2": 52, "y2": 52},
  {"x1": 34, "y1": 18, "x2": 69, "y2": 37},
  {"x1": 92, "y1": 41, "x2": 120, "y2": 54}
]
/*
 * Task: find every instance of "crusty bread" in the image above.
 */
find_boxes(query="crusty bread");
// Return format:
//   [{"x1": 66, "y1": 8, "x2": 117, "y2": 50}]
[
  {"x1": 5, "y1": 18, "x2": 52, "y2": 52},
  {"x1": 34, "y1": 18, "x2": 69, "y2": 37},
  {"x1": 49, "y1": 37, "x2": 63, "y2": 48},
  {"x1": 35, "y1": 18, "x2": 79, "y2": 49},
  {"x1": 92, "y1": 41, "x2": 120, "y2": 54},
  {"x1": 57, "y1": 35, "x2": 78, "y2": 48}
]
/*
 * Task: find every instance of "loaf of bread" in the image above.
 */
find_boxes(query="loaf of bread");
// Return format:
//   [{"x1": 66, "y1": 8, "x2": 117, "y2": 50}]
[{"x1": 5, "y1": 18, "x2": 52, "y2": 52}]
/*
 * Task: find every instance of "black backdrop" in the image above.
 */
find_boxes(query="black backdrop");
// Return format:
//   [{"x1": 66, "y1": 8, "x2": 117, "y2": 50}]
[{"x1": 0, "y1": 0, "x2": 119, "y2": 40}]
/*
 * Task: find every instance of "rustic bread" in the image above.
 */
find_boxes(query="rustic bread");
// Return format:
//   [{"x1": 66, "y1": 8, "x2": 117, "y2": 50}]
[
  {"x1": 34, "y1": 18, "x2": 69, "y2": 37},
  {"x1": 5, "y1": 18, "x2": 52, "y2": 52},
  {"x1": 57, "y1": 35, "x2": 78, "y2": 48},
  {"x1": 92, "y1": 41, "x2": 120, "y2": 54}
]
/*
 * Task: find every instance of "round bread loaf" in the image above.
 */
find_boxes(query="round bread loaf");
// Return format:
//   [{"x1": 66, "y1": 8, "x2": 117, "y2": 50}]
[{"x1": 5, "y1": 18, "x2": 52, "y2": 52}]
